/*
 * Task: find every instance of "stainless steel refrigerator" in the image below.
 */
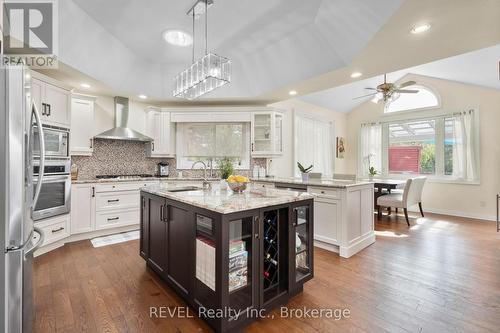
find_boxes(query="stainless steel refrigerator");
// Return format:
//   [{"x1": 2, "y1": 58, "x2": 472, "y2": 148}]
[{"x1": 1, "y1": 65, "x2": 46, "y2": 332}]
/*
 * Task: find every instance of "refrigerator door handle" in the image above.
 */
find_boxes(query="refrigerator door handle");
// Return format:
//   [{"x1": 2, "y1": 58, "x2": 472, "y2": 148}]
[
  {"x1": 23, "y1": 227, "x2": 45, "y2": 259},
  {"x1": 32, "y1": 102, "x2": 45, "y2": 209}
]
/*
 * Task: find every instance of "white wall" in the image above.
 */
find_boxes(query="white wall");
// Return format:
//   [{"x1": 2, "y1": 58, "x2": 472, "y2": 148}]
[
  {"x1": 346, "y1": 74, "x2": 500, "y2": 220},
  {"x1": 269, "y1": 99, "x2": 348, "y2": 177}
]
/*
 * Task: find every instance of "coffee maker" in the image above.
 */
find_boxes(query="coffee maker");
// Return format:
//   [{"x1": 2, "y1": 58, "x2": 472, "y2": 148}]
[{"x1": 157, "y1": 162, "x2": 170, "y2": 177}]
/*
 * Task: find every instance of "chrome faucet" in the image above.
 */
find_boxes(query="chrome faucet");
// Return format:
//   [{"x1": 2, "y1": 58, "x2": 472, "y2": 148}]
[{"x1": 191, "y1": 160, "x2": 211, "y2": 190}]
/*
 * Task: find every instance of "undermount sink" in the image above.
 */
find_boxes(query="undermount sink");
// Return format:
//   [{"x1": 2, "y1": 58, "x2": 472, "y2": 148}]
[{"x1": 166, "y1": 186, "x2": 202, "y2": 192}]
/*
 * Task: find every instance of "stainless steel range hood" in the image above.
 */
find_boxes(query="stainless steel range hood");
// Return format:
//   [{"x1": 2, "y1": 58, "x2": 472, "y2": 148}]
[{"x1": 94, "y1": 96, "x2": 152, "y2": 142}]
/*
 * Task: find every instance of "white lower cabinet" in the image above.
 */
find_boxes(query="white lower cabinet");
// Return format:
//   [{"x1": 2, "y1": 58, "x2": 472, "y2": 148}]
[
  {"x1": 313, "y1": 196, "x2": 341, "y2": 246},
  {"x1": 70, "y1": 183, "x2": 96, "y2": 234},
  {"x1": 36, "y1": 214, "x2": 70, "y2": 247},
  {"x1": 95, "y1": 209, "x2": 140, "y2": 230}
]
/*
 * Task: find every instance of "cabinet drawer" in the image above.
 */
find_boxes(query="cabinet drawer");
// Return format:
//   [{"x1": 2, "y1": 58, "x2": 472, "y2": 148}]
[
  {"x1": 95, "y1": 181, "x2": 157, "y2": 193},
  {"x1": 253, "y1": 182, "x2": 274, "y2": 189},
  {"x1": 95, "y1": 209, "x2": 139, "y2": 230},
  {"x1": 308, "y1": 186, "x2": 339, "y2": 198},
  {"x1": 36, "y1": 214, "x2": 70, "y2": 246},
  {"x1": 96, "y1": 191, "x2": 140, "y2": 211}
]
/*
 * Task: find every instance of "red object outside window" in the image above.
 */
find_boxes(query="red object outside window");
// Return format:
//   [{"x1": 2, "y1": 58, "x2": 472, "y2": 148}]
[{"x1": 389, "y1": 146, "x2": 421, "y2": 173}]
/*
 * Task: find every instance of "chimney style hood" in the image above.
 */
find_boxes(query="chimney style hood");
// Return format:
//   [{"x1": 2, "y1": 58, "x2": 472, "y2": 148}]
[{"x1": 94, "y1": 96, "x2": 152, "y2": 142}]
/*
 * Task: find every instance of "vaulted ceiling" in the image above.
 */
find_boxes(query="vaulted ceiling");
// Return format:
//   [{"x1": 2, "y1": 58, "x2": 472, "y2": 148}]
[{"x1": 51, "y1": 0, "x2": 500, "y2": 104}]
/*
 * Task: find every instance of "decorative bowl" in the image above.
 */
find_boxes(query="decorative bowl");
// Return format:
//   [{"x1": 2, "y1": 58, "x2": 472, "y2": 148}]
[{"x1": 228, "y1": 182, "x2": 248, "y2": 193}]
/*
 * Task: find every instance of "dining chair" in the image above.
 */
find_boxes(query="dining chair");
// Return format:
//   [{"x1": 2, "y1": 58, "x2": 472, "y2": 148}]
[{"x1": 377, "y1": 177, "x2": 427, "y2": 226}]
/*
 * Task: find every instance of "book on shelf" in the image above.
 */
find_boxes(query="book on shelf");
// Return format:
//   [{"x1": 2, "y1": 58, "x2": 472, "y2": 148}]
[
  {"x1": 196, "y1": 236, "x2": 216, "y2": 291},
  {"x1": 229, "y1": 250, "x2": 247, "y2": 272},
  {"x1": 229, "y1": 239, "x2": 245, "y2": 256},
  {"x1": 229, "y1": 267, "x2": 247, "y2": 292}
]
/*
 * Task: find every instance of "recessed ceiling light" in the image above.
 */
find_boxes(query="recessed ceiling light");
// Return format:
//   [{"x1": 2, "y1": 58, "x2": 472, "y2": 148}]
[
  {"x1": 289, "y1": 90, "x2": 297, "y2": 96},
  {"x1": 80, "y1": 83, "x2": 91, "y2": 88},
  {"x1": 138, "y1": 94, "x2": 148, "y2": 100},
  {"x1": 350, "y1": 72, "x2": 363, "y2": 78},
  {"x1": 411, "y1": 23, "x2": 431, "y2": 34},
  {"x1": 162, "y1": 29, "x2": 193, "y2": 47}
]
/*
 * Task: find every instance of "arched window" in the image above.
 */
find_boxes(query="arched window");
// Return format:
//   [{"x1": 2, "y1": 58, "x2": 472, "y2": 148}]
[{"x1": 384, "y1": 85, "x2": 440, "y2": 113}]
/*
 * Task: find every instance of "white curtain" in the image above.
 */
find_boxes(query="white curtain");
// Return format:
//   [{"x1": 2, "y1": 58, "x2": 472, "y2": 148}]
[
  {"x1": 359, "y1": 123, "x2": 382, "y2": 177},
  {"x1": 294, "y1": 115, "x2": 334, "y2": 177},
  {"x1": 451, "y1": 110, "x2": 477, "y2": 181}
]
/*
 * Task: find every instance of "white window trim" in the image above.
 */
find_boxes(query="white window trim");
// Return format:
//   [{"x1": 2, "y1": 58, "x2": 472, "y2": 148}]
[{"x1": 360, "y1": 107, "x2": 480, "y2": 185}]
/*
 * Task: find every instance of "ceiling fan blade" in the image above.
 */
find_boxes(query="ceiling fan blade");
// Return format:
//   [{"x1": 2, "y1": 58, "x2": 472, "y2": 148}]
[
  {"x1": 398, "y1": 80, "x2": 416, "y2": 88},
  {"x1": 353, "y1": 93, "x2": 378, "y2": 100},
  {"x1": 364, "y1": 87, "x2": 377, "y2": 90},
  {"x1": 394, "y1": 89, "x2": 419, "y2": 93}
]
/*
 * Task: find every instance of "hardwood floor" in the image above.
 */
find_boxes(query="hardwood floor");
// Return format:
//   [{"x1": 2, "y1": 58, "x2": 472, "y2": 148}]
[{"x1": 33, "y1": 212, "x2": 500, "y2": 333}]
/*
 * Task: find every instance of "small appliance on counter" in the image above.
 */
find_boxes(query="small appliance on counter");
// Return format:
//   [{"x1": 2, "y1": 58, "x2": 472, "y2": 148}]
[{"x1": 157, "y1": 162, "x2": 170, "y2": 177}]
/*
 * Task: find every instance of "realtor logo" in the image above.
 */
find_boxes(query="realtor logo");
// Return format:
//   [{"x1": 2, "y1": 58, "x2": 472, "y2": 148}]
[{"x1": 1, "y1": 0, "x2": 58, "y2": 68}]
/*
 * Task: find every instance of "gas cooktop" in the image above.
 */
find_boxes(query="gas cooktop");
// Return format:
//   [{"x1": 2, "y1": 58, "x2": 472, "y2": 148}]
[{"x1": 95, "y1": 174, "x2": 155, "y2": 180}]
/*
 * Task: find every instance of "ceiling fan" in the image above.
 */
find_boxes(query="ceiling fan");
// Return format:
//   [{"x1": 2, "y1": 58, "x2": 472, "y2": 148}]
[{"x1": 353, "y1": 74, "x2": 418, "y2": 103}]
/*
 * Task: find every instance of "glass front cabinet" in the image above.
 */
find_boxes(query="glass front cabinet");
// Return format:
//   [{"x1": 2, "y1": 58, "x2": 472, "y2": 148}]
[{"x1": 251, "y1": 110, "x2": 283, "y2": 157}]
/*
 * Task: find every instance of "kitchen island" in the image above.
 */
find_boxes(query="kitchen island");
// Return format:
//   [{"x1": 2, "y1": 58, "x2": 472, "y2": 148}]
[
  {"x1": 140, "y1": 184, "x2": 314, "y2": 333},
  {"x1": 252, "y1": 177, "x2": 375, "y2": 258}
]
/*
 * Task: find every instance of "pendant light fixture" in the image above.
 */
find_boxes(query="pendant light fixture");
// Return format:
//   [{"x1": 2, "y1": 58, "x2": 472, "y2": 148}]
[{"x1": 173, "y1": 0, "x2": 231, "y2": 100}]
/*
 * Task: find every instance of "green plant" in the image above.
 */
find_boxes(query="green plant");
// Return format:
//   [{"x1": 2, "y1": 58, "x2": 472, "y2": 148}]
[
  {"x1": 368, "y1": 166, "x2": 378, "y2": 176},
  {"x1": 297, "y1": 162, "x2": 313, "y2": 174},
  {"x1": 218, "y1": 157, "x2": 234, "y2": 180}
]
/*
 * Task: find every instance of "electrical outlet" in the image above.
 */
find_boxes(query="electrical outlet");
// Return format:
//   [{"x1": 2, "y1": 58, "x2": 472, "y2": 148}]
[{"x1": 480, "y1": 201, "x2": 486, "y2": 208}]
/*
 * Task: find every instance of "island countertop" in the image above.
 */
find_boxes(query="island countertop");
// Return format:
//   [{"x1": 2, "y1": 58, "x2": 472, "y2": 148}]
[
  {"x1": 251, "y1": 176, "x2": 372, "y2": 188},
  {"x1": 141, "y1": 184, "x2": 314, "y2": 214}
]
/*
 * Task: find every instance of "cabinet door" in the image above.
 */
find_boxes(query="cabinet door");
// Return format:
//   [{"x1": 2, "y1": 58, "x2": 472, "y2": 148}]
[
  {"x1": 140, "y1": 195, "x2": 149, "y2": 259},
  {"x1": 166, "y1": 204, "x2": 192, "y2": 296},
  {"x1": 70, "y1": 99, "x2": 94, "y2": 155},
  {"x1": 251, "y1": 113, "x2": 272, "y2": 155},
  {"x1": 147, "y1": 195, "x2": 167, "y2": 275},
  {"x1": 161, "y1": 112, "x2": 175, "y2": 156},
  {"x1": 290, "y1": 203, "x2": 314, "y2": 289},
  {"x1": 44, "y1": 83, "x2": 70, "y2": 127},
  {"x1": 146, "y1": 111, "x2": 163, "y2": 156},
  {"x1": 31, "y1": 78, "x2": 44, "y2": 118},
  {"x1": 314, "y1": 198, "x2": 341, "y2": 246},
  {"x1": 70, "y1": 184, "x2": 95, "y2": 234},
  {"x1": 273, "y1": 113, "x2": 283, "y2": 154}
]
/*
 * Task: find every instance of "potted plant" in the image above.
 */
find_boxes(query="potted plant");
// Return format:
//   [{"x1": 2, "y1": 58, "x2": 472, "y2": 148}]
[
  {"x1": 297, "y1": 162, "x2": 313, "y2": 182},
  {"x1": 218, "y1": 157, "x2": 234, "y2": 191},
  {"x1": 368, "y1": 166, "x2": 378, "y2": 181}
]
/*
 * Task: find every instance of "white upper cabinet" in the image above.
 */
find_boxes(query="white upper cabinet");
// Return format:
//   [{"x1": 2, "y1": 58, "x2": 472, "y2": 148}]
[
  {"x1": 145, "y1": 108, "x2": 175, "y2": 157},
  {"x1": 251, "y1": 110, "x2": 283, "y2": 157},
  {"x1": 71, "y1": 96, "x2": 96, "y2": 156},
  {"x1": 31, "y1": 77, "x2": 71, "y2": 128}
]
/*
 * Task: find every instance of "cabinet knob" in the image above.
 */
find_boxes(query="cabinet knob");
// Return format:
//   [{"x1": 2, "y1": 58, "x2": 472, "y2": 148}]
[
  {"x1": 321, "y1": 190, "x2": 325, "y2": 194},
  {"x1": 90, "y1": 138, "x2": 93, "y2": 148}
]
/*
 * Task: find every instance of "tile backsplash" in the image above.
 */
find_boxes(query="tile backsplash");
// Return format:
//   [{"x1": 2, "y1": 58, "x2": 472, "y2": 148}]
[{"x1": 71, "y1": 139, "x2": 266, "y2": 179}]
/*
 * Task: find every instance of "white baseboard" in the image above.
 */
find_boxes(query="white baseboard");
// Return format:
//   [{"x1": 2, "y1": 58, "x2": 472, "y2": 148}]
[
  {"x1": 314, "y1": 240, "x2": 339, "y2": 253},
  {"x1": 408, "y1": 207, "x2": 495, "y2": 222},
  {"x1": 339, "y1": 232, "x2": 376, "y2": 258}
]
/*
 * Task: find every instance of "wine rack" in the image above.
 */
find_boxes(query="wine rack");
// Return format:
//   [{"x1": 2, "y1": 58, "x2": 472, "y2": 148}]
[{"x1": 263, "y1": 211, "x2": 279, "y2": 290}]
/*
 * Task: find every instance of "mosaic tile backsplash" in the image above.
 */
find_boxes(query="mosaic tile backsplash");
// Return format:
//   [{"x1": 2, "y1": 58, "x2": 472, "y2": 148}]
[{"x1": 71, "y1": 139, "x2": 266, "y2": 180}]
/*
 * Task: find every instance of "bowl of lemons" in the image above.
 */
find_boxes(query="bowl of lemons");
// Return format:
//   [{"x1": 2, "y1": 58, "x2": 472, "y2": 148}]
[{"x1": 227, "y1": 175, "x2": 250, "y2": 193}]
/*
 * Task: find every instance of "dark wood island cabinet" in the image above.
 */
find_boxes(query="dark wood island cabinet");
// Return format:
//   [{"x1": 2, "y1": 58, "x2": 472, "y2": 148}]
[{"x1": 140, "y1": 185, "x2": 314, "y2": 332}]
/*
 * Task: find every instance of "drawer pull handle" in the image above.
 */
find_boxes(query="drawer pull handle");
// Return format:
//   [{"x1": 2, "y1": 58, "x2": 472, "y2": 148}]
[
  {"x1": 107, "y1": 217, "x2": 119, "y2": 221},
  {"x1": 321, "y1": 191, "x2": 325, "y2": 194},
  {"x1": 51, "y1": 227, "x2": 64, "y2": 233},
  {"x1": 108, "y1": 199, "x2": 120, "y2": 203}
]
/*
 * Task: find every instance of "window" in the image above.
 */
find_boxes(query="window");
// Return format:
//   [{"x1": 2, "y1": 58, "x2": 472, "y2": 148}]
[
  {"x1": 176, "y1": 123, "x2": 250, "y2": 169},
  {"x1": 294, "y1": 115, "x2": 334, "y2": 177},
  {"x1": 385, "y1": 85, "x2": 439, "y2": 113},
  {"x1": 359, "y1": 110, "x2": 479, "y2": 182},
  {"x1": 388, "y1": 119, "x2": 436, "y2": 175}
]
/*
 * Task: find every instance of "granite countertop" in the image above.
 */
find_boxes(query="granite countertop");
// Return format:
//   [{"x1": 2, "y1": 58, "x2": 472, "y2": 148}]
[
  {"x1": 251, "y1": 176, "x2": 373, "y2": 189},
  {"x1": 141, "y1": 184, "x2": 314, "y2": 214},
  {"x1": 72, "y1": 177, "x2": 221, "y2": 184}
]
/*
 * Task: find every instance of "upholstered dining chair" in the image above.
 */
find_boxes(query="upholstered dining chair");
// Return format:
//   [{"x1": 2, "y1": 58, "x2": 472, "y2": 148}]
[{"x1": 377, "y1": 177, "x2": 427, "y2": 226}]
